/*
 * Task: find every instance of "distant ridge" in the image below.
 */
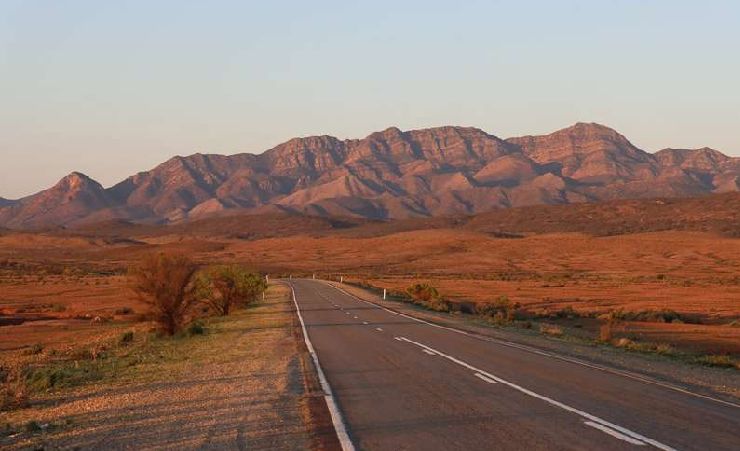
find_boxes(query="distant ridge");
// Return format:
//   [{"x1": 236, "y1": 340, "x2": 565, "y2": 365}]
[{"x1": 1, "y1": 123, "x2": 737, "y2": 229}]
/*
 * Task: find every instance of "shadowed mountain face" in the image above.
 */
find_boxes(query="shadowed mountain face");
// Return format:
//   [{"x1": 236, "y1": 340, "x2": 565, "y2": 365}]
[{"x1": 1, "y1": 123, "x2": 738, "y2": 228}]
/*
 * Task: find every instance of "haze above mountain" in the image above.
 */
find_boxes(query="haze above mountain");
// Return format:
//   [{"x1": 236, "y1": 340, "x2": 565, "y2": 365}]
[{"x1": 1, "y1": 122, "x2": 737, "y2": 229}]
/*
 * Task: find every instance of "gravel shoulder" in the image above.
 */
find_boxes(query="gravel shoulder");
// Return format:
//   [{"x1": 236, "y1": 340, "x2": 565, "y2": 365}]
[
  {"x1": 1, "y1": 284, "x2": 338, "y2": 450},
  {"x1": 331, "y1": 281, "x2": 740, "y2": 404}
]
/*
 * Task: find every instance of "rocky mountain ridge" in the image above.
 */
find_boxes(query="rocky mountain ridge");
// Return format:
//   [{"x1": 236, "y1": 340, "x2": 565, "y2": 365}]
[{"x1": 1, "y1": 122, "x2": 737, "y2": 229}]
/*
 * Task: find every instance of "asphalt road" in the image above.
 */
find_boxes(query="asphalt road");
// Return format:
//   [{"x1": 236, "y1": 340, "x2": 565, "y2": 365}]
[{"x1": 287, "y1": 279, "x2": 740, "y2": 451}]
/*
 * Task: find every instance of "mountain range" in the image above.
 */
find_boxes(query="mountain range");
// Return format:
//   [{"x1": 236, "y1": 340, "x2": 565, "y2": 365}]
[{"x1": 0, "y1": 122, "x2": 737, "y2": 229}]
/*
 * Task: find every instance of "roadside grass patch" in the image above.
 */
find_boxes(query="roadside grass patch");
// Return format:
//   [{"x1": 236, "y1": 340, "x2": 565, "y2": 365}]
[
  {"x1": 24, "y1": 363, "x2": 103, "y2": 393},
  {"x1": 347, "y1": 280, "x2": 737, "y2": 371},
  {"x1": 695, "y1": 355, "x2": 737, "y2": 368},
  {"x1": 539, "y1": 324, "x2": 563, "y2": 337}
]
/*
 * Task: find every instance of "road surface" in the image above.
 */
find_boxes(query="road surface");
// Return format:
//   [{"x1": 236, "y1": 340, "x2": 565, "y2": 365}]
[{"x1": 287, "y1": 279, "x2": 739, "y2": 451}]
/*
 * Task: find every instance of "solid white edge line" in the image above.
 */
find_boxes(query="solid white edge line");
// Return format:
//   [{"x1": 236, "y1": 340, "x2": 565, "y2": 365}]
[
  {"x1": 422, "y1": 349, "x2": 437, "y2": 356},
  {"x1": 583, "y1": 422, "x2": 646, "y2": 446},
  {"x1": 327, "y1": 282, "x2": 740, "y2": 410},
  {"x1": 287, "y1": 283, "x2": 355, "y2": 451}
]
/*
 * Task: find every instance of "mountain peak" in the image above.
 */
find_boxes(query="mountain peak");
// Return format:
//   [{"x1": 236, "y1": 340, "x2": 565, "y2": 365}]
[
  {"x1": 54, "y1": 172, "x2": 103, "y2": 192},
  {"x1": 555, "y1": 122, "x2": 624, "y2": 138}
]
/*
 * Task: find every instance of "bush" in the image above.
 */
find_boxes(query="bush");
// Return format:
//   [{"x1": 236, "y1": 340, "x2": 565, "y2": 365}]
[
  {"x1": 604, "y1": 308, "x2": 688, "y2": 324},
  {"x1": 554, "y1": 306, "x2": 579, "y2": 319},
  {"x1": 23, "y1": 344, "x2": 44, "y2": 356},
  {"x1": 115, "y1": 307, "x2": 134, "y2": 315},
  {"x1": 405, "y1": 283, "x2": 440, "y2": 304},
  {"x1": 196, "y1": 265, "x2": 267, "y2": 316},
  {"x1": 476, "y1": 296, "x2": 519, "y2": 324},
  {"x1": 187, "y1": 321, "x2": 205, "y2": 336},
  {"x1": 119, "y1": 331, "x2": 134, "y2": 344},
  {"x1": 427, "y1": 299, "x2": 452, "y2": 313},
  {"x1": 539, "y1": 324, "x2": 563, "y2": 337},
  {"x1": 129, "y1": 254, "x2": 199, "y2": 335}
]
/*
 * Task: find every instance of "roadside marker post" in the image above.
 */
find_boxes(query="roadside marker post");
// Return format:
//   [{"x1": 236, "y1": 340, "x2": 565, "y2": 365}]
[
  {"x1": 313, "y1": 273, "x2": 316, "y2": 279},
  {"x1": 340, "y1": 276, "x2": 343, "y2": 283},
  {"x1": 383, "y1": 289, "x2": 387, "y2": 300}
]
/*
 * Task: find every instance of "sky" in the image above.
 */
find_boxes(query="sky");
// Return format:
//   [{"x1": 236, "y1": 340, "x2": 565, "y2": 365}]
[{"x1": 1, "y1": 0, "x2": 738, "y2": 199}]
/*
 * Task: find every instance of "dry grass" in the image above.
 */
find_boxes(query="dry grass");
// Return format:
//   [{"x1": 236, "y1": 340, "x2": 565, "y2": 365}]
[
  {"x1": 1, "y1": 285, "x2": 312, "y2": 450},
  {"x1": 1, "y1": 225, "x2": 738, "y2": 360}
]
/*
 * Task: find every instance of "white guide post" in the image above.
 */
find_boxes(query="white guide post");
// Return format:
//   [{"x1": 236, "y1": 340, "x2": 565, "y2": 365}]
[
  {"x1": 383, "y1": 288, "x2": 387, "y2": 300},
  {"x1": 340, "y1": 276, "x2": 343, "y2": 283}
]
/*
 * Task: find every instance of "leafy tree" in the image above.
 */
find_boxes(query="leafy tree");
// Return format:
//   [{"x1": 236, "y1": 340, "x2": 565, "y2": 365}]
[
  {"x1": 129, "y1": 253, "x2": 199, "y2": 335},
  {"x1": 197, "y1": 265, "x2": 267, "y2": 316}
]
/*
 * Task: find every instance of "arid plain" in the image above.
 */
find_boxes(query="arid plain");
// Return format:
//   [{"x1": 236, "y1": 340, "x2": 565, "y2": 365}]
[{"x1": 2, "y1": 194, "x2": 738, "y2": 360}]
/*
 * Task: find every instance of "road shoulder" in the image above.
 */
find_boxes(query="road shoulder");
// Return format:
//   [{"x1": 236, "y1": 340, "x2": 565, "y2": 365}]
[{"x1": 1, "y1": 284, "x2": 339, "y2": 450}]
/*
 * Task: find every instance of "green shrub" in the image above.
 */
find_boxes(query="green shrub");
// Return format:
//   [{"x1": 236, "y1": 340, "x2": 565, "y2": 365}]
[{"x1": 196, "y1": 265, "x2": 267, "y2": 316}]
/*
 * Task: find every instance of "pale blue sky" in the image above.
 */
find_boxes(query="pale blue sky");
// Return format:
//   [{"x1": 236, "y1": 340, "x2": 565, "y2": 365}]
[{"x1": 1, "y1": 0, "x2": 738, "y2": 198}]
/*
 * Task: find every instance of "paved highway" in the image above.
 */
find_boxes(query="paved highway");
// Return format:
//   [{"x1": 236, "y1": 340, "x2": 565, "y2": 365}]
[{"x1": 287, "y1": 279, "x2": 739, "y2": 451}]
